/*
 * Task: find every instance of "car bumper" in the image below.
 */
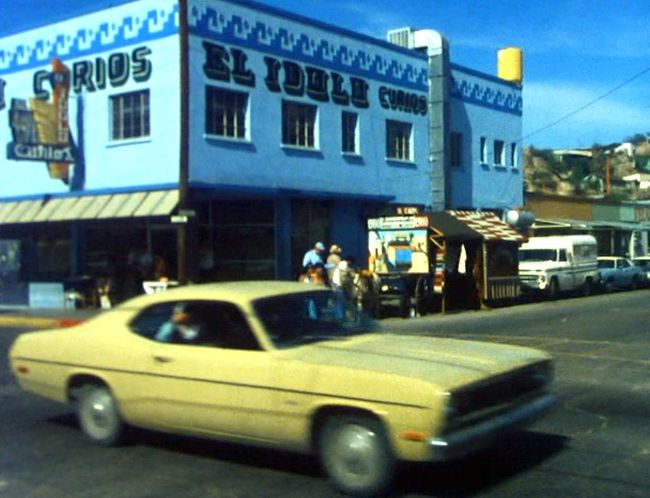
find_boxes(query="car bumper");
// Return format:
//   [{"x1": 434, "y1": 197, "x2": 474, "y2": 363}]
[{"x1": 428, "y1": 393, "x2": 557, "y2": 461}]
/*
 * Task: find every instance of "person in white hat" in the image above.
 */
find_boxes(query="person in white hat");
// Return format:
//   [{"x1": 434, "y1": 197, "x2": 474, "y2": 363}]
[
  {"x1": 326, "y1": 244, "x2": 342, "y2": 283},
  {"x1": 302, "y1": 241, "x2": 326, "y2": 270}
]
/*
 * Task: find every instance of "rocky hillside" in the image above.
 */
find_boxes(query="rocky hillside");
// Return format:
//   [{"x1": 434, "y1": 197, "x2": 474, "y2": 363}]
[{"x1": 524, "y1": 141, "x2": 650, "y2": 200}]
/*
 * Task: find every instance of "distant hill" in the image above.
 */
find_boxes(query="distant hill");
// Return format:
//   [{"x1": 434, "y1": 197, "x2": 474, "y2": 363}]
[{"x1": 524, "y1": 141, "x2": 650, "y2": 200}]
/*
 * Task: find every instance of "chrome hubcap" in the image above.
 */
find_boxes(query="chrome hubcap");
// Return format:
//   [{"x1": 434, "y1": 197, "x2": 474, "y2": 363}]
[
  {"x1": 90, "y1": 396, "x2": 111, "y2": 428},
  {"x1": 331, "y1": 424, "x2": 378, "y2": 479},
  {"x1": 82, "y1": 389, "x2": 115, "y2": 438}
]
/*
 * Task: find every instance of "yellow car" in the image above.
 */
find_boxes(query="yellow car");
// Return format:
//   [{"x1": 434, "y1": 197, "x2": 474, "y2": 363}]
[{"x1": 9, "y1": 281, "x2": 555, "y2": 497}]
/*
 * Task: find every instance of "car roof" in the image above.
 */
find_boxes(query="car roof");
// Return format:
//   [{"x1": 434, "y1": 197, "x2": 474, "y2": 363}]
[{"x1": 124, "y1": 281, "x2": 327, "y2": 308}]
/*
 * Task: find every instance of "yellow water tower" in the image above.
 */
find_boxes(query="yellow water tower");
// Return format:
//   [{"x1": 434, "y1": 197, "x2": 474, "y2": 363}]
[{"x1": 498, "y1": 47, "x2": 523, "y2": 84}]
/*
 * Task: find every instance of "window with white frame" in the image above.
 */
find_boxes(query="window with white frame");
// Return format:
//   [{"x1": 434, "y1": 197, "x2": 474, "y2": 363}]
[
  {"x1": 451, "y1": 132, "x2": 462, "y2": 167},
  {"x1": 480, "y1": 136, "x2": 488, "y2": 164},
  {"x1": 510, "y1": 142, "x2": 518, "y2": 168},
  {"x1": 282, "y1": 100, "x2": 317, "y2": 148},
  {"x1": 386, "y1": 120, "x2": 412, "y2": 161},
  {"x1": 494, "y1": 139, "x2": 505, "y2": 166},
  {"x1": 110, "y1": 90, "x2": 150, "y2": 141},
  {"x1": 341, "y1": 111, "x2": 359, "y2": 154},
  {"x1": 205, "y1": 86, "x2": 248, "y2": 139}
]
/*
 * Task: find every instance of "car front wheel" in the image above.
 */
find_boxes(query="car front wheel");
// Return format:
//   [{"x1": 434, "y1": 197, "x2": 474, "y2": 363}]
[
  {"x1": 319, "y1": 414, "x2": 395, "y2": 497},
  {"x1": 77, "y1": 384, "x2": 125, "y2": 446}
]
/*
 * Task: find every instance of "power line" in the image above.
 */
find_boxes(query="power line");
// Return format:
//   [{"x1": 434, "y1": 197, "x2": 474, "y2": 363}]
[{"x1": 521, "y1": 65, "x2": 650, "y2": 143}]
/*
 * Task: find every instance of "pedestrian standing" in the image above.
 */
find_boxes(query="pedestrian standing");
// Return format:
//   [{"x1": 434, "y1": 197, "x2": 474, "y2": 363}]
[
  {"x1": 326, "y1": 244, "x2": 342, "y2": 284},
  {"x1": 302, "y1": 242, "x2": 326, "y2": 270}
]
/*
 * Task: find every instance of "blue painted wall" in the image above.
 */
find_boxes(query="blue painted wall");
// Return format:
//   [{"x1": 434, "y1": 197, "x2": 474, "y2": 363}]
[
  {"x1": 449, "y1": 63, "x2": 523, "y2": 210},
  {"x1": 186, "y1": 0, "x2": 432, "y2": 207},
  {"x1": 0, "y1": 0, "x2": 524, "y2": 214},
  {"x1": 0, "y1": 0, "x2": 180, "y2": 198}
]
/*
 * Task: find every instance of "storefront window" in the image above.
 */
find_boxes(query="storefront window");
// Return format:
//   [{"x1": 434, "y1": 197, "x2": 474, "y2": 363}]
[
  {"x1": 35, "y1": 233, "x2": 70, "y2": 279},
  {"x1": 202, "y1": 201, "x2": 276, "y2": 281}
]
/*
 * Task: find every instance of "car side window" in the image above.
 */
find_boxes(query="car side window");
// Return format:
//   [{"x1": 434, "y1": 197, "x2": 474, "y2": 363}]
[
  {"x1": 198, "y1": 301, "x2": 262, "y2": 351},
  {"x1": 619, "y1": 259, "x2": 629, "y2": 269},
  {"x1": 129, "y1": 302, "x2": 178, "y2": 339},
  {"x1": 129, "y1": 300, "x2": 261, "y2": 351}
]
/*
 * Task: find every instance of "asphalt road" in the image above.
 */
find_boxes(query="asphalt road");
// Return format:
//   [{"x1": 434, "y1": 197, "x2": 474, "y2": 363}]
[{"x1": 2, "y1": 290, "x2": 650, "y2": 497}]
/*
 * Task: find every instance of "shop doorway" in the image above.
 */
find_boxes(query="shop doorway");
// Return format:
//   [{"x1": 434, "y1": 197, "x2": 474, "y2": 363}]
[{"x1": 291, "y1": 200, "x2": 329, "y2": 277}]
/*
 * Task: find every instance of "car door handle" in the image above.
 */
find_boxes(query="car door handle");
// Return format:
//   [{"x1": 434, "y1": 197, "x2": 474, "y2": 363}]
[{"x1": 153, "y1": 355, "x2": 173, "y2": 363}]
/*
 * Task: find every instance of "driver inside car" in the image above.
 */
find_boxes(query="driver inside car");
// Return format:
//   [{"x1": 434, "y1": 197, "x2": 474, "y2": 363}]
[{"x1": 155, "y1": 303, "x2": 203, "y2": 344}]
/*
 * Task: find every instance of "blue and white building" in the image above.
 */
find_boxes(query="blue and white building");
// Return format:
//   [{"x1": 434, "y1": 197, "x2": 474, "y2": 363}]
[{"x1": 0, "y1": 0, "x2": 523, "y2": 305}]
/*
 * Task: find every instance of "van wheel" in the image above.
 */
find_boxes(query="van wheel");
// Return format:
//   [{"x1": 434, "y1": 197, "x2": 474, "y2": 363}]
[{"x1": 547, "y1": 278, "x2": 559, "y2": 299}]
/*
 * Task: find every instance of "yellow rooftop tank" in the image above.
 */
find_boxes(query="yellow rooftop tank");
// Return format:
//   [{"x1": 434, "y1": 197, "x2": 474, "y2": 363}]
[{"x1": 498, "y1": 47, "x2": 523, "y2": 84}]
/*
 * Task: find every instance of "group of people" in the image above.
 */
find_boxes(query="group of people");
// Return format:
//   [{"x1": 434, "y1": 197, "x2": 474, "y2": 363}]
[{"x1": 300, "y1": 241, "x2": 353, "y2": 294}]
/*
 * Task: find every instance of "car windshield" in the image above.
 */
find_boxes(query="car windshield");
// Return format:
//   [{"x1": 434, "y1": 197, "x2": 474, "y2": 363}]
[
  {"x1": 253, "y1": 290, "x2": 379, "y2": 348},
  {"x1": 519, "y1": 249, "x2": 557, "y2": 262}
]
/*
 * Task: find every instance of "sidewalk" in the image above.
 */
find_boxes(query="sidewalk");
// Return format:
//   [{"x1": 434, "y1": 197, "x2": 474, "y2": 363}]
[{"x1": 0, "y1": 306, "x2": 103, "y2": 329}]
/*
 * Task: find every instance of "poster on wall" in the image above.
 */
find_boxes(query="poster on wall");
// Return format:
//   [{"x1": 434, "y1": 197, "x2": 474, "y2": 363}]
[
  {"x1": 369, "y1": 228, "x2": 430, "y2": 274},
  {"x1": 6, "y1": 59, "x2": 75, "y2": 184}
]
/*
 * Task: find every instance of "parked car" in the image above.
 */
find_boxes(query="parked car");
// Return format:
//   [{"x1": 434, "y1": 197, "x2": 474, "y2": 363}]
[
  {"x1": 9, "y1": 281, "x2": 556, "y2": 497},
  {"x1": 632, "y1": 256, "x2": 650, "y2": 285},
  {"x1": 597, "y1": 256, "x2": 646, "y2": 291}
]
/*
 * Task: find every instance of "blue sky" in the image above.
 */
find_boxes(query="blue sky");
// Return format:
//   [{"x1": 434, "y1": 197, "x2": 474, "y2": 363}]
[{"x1": 1, "y1": 0, "x2": 648, "y2": 149}]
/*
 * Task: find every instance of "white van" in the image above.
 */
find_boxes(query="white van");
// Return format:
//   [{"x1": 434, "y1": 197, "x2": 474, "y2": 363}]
[{"x1": 518, "y1": 235, "x2": 600, "y2": 297}]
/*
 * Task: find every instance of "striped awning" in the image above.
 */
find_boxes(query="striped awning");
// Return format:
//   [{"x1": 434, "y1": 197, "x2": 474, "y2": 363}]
[
  {"x1": 427, "y1": 210, "x2": 526, "y2": 243},
  {"x1": 0, "y1": 189, "x2": 179, "y2": 225},
  {"x1": 449, "y1": 210, "x2": 526, "y2": 242}
]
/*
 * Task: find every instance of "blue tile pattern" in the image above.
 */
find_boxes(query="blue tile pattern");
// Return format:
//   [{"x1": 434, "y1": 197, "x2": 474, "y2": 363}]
[
  {"x1": 1, "y1": 0, "x2": 521, "y2": 115},
  {"x1": 451, "y1": 74, "x2": 523, "y2": 116},
  {"x1": 0, "y1": 5, "x2": 178, "y2": 76},
  {"x1": 189, "y1": 4, "x2": 429, "y2": 92}
]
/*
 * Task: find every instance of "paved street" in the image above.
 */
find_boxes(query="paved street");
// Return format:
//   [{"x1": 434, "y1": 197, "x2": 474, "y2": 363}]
[{"x1": 2, "y1": 290, "x2": 650, "y2": 497}]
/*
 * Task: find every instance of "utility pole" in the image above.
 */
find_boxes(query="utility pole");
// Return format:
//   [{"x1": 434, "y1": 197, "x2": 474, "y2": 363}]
[{"x1": 177, "y1": 0, "x2": 190, "y2": 284}]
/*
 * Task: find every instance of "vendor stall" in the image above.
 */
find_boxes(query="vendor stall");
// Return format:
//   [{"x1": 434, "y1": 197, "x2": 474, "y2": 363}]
[{"x1": 368, "y1": 210, "x2": 525, "y2": 316}]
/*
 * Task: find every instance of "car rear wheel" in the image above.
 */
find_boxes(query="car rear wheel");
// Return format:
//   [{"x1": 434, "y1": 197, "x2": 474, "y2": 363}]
[
  {"x1": 319, "y1": 414, "x2": 395, "y2": 497},
  {"x1": 77, "y1": 385, "x2": 125, "y2": 446}
]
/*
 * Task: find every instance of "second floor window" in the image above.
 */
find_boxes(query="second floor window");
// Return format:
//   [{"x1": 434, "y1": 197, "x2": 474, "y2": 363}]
[
  {"x1": 341, "y1": 111, "x2": 359, "y2": 154},
  {"x1": 510, "y1": 142, "x2": 519, "y2": 168},
  {"x1": 110, "y1": 90, "x2": 149, "y2": 141},
  {"x1": 494, "y1": 140, "x2": 505, "y2": 166},
  {"x1": 282, "y1": 100, "x2": 317, "y2": 148},
  {"x1": 480, "y1": 136, "x2": 488, "y2": 164},
  {"x1": 206, "y1": 87, "x2": 248, "y2": 139},
  {"x1": 386, "y1": 120, "x2": 412, "y2": 161}
]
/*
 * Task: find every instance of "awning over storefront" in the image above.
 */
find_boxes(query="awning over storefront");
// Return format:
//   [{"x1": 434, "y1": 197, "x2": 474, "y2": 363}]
[
  {"x1": 0, "y1": 189, "x2": 179, "y2": 225},
  {"x1": 534, "y1": 217, "x2": 650, "y2": 232}
]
